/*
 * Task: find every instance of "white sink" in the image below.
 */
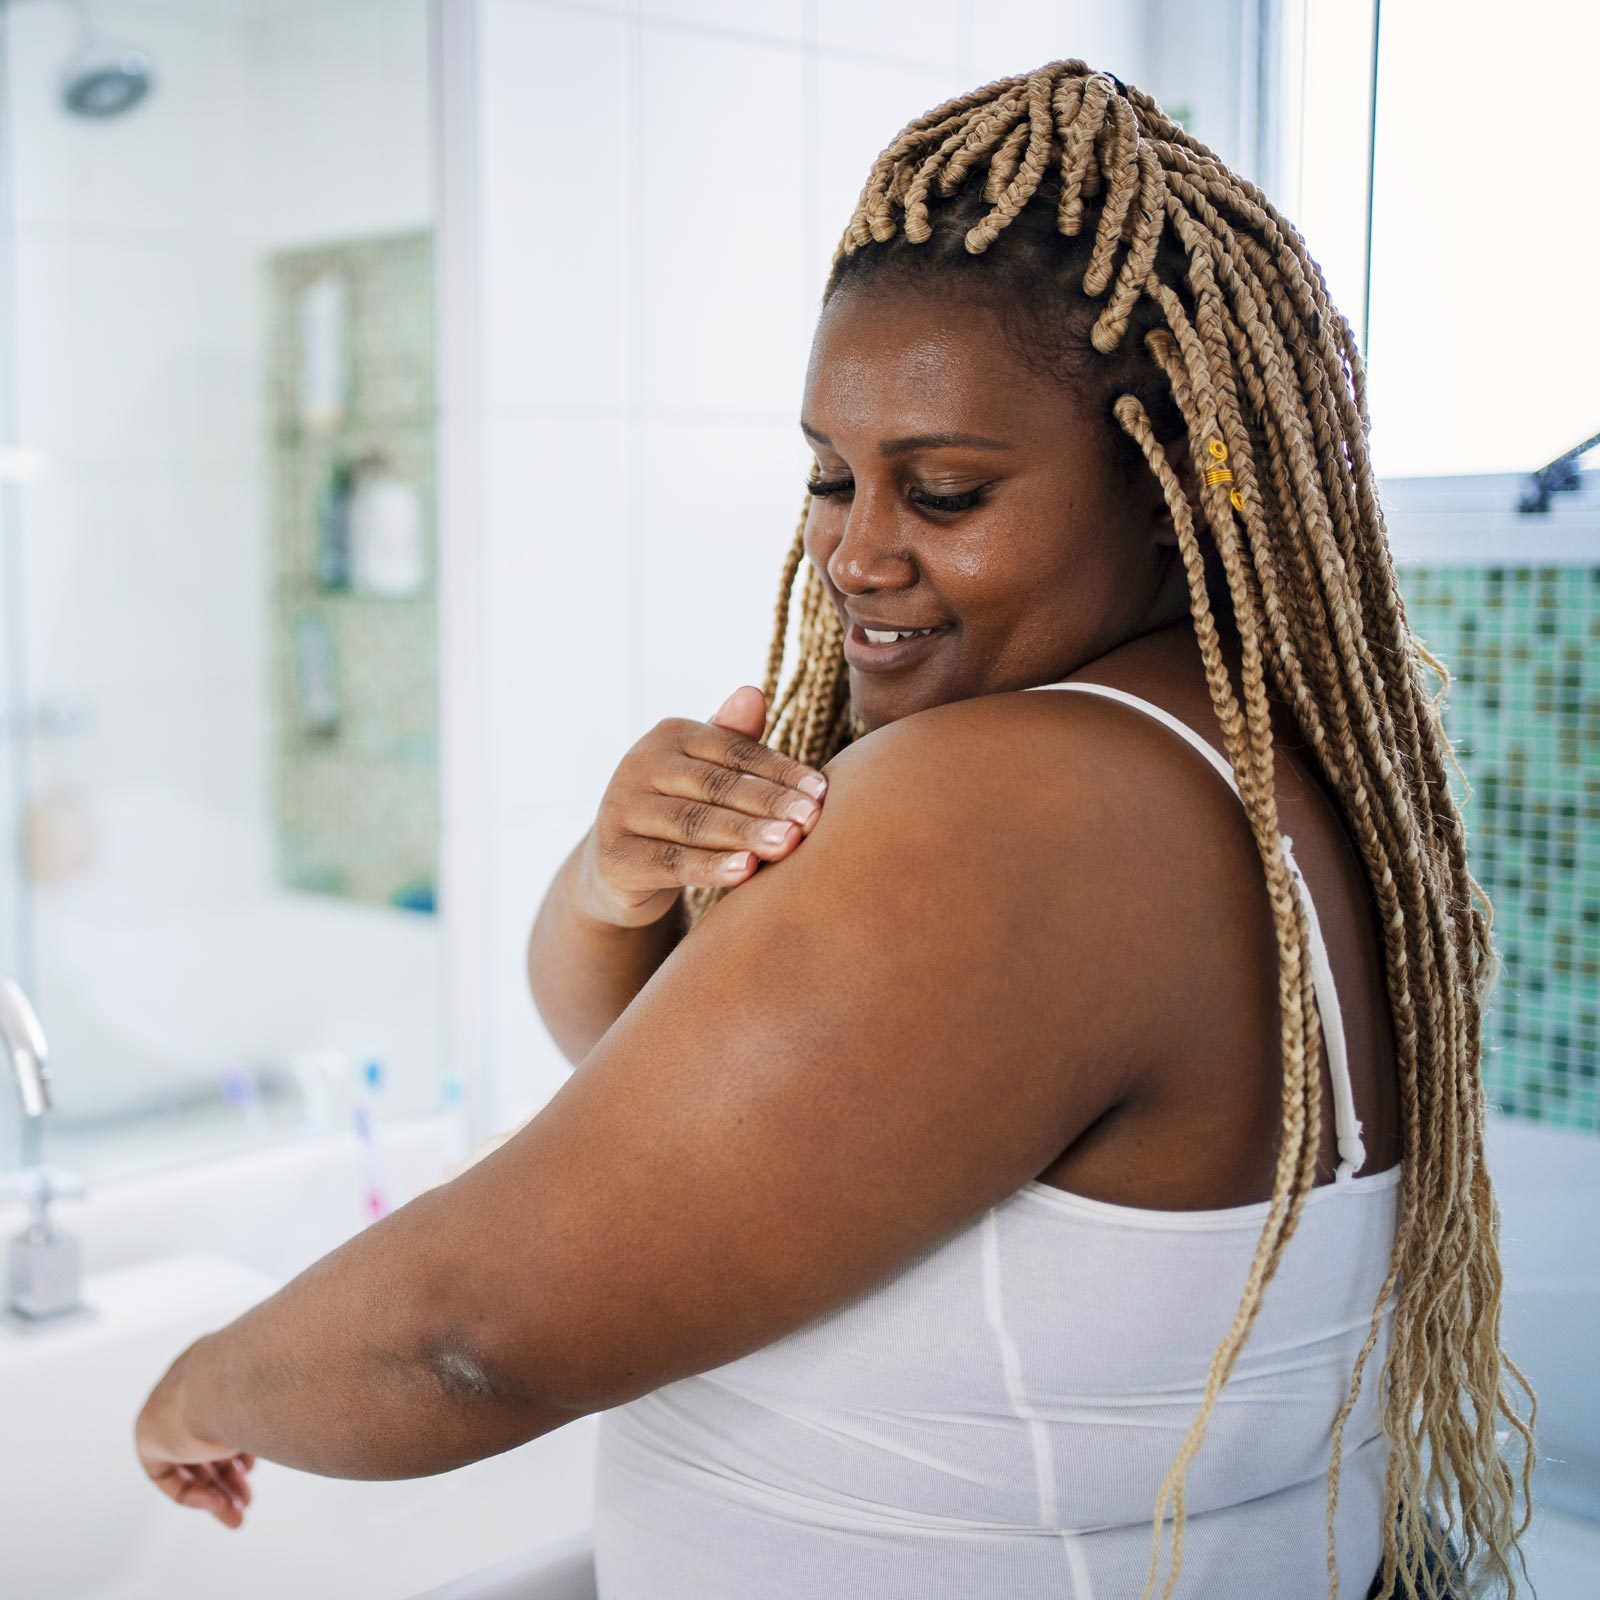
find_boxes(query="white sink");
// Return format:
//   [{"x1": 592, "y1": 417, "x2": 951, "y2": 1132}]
[{"x1": 0, "y1": 1253, "x2": 595, "y2": 1599}]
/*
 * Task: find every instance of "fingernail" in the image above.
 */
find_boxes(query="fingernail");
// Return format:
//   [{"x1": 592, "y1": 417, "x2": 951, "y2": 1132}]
[
  {"x1": 798, "y1": 773, "x2": 826, "y2": 799},
  {"x1": 713, "y1": 690, "x2": 740, "y2": 719}
]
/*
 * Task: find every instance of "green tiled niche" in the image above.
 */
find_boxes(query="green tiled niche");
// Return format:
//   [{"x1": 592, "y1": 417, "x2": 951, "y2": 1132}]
[
  {"x1": 1402, "y1": 566, "x2": 1599, "y2": 1134},
  {"x1": 265, "y1": 231, "x2": 438, "y2": 911}
]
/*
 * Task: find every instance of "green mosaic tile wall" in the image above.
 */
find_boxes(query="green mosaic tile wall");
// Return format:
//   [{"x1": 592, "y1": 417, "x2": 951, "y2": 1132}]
[
  {"x1": 266, "y1": 231, "x2": 438, "y2": 911},
  {"x1": 1402, "y1": 566, "x2": 1599, "y2": 1133}
]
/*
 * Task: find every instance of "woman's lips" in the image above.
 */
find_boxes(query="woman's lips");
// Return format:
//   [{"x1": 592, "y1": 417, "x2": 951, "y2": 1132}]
[{"x1": 842, "y1": 620, "x2": 952, "y2": 672}]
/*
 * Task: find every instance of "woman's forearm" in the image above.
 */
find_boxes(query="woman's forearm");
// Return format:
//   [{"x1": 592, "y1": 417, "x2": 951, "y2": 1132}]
[
  {"x1": 164, "y1": 834, "x2": 684, "y2": 1480},
  {"x1": 171, "y1": 1181, "x2": 576, "y2": 1480},
  {"x1": 526, "y1": 828, "x2": 687, "y2": 1066}
]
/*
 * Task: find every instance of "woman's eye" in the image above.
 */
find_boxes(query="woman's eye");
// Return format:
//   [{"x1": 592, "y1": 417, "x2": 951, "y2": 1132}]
[
  {"x1": 803, "y1": 477, "x2": 988, "y2": 514},
  {"x1": 912, "y1": 486, "x2": 987, "y2": 513}
]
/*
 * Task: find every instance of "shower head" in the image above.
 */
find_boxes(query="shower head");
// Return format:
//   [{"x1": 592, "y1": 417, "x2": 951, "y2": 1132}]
[{"x1": 59, "y1": 3, "x2": 153, "y2": 120}]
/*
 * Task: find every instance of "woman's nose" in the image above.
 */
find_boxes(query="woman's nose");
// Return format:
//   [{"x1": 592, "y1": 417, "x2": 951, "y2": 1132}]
[{"x1": 825, "y1": 486, "x2": 914, "y2": 593}]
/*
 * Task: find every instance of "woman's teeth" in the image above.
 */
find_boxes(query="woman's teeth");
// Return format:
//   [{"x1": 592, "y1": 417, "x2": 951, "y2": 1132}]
[{"x1": 862, "y1": 627, "x2": 939, "y2": 644}]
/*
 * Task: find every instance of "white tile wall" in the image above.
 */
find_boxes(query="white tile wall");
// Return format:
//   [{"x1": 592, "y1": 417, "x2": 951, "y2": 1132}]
[
  {"x1": 815, "y1": 0, "x2": 963, "y2": 67},
  {"x1": 632, "y1": 416, "x2": 813, "y2": 730},
  {"x1": 808, "y1": 53, "x2": 973, "y2": 273},
  {"x1": 488, "y1": 809, "x2": 598, "y2": 1113},
  {"x1": 251, "y1": 0, "x2": 433, "y2": 250},
  {"x1": 479, "y1": 0, "x2": 630, "y2": 413},
  {"x1": 483, "y1": 415, "x2": 633, "y2": 819},
  {"x1": 640, "y1": 0, "x2": 805, "y2": 44},
  {"x1": 450, "y1": 0, "x2": 1157, "y2": 1130},
  {"x1": 635, "y1": 25, "x2": 809, "y2": 417},
  {"x1": 17, "y1": 466, "x2": 267, "y2": 816},
  {"x1": 969, "y1": 5, "x2": 1148, "y2": 84},
  {"x1": 10, "y1": 230, "x2": 262, "y2": 471}
]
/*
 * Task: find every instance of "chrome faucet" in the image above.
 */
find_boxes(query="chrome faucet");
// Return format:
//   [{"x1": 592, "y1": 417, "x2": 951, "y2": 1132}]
[
  {"x1": 1, "y1": 976, "x2": 52, "y2": 1117},
  {"x1": 1, "y1": 976, "x2": 86, "y2": 1322}
]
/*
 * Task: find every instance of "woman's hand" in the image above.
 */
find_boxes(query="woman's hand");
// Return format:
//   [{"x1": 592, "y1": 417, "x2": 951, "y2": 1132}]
[
  {"x1": 574, "y1": 684, "x2": 829, "y2": 928},
  {"x1": 134, "y1": 1337, "x2": 256, "y2": 1529}
]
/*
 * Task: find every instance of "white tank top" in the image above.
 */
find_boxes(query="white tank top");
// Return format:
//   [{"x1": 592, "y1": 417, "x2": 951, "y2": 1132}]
[{"x1": 593, "y1": 682, "x2": 1404, "y2": 1598}]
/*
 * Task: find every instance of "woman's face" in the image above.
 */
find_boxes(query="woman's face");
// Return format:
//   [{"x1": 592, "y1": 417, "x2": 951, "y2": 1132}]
[{"x1": 800, "y1": 281, "x2": 1190, "y2": 731}]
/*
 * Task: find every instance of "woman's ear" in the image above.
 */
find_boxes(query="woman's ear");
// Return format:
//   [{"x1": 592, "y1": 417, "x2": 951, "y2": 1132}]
[{"x1": 1148, "y1": 435, "x2": 1195, "y2": 549}]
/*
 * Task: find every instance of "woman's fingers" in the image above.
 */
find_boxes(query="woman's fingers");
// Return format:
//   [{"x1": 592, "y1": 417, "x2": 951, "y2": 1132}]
[
  {"x1": 676, "y1": 719, "x2": 829, "y2": 805},
  {"x1": 651, "y1": 752, "x2": 824, "y2": 830},
  {"x1": 628, "y1": 790, "x2": 812, "y2": 859},
  {"x1": 598, "y1": 789, "x2": 817, "y2": 891},
  {"x1": 170, "y1": 1461, "x2": 247, "y2": 1526},
  {"x1": 214, "y1": 1457, "x2": 253, "y2": 1507},
  {"x1": 582, "y1": 711, "x2": 830, "y2": 925},
  {"x1": 595, "y1": 828, "x2": 761, "y2": 891}
]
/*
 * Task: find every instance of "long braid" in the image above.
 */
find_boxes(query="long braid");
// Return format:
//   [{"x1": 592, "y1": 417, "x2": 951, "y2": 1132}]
[{"x1": 688, "y1": 60, "x2": 1537, "y2": 1598}]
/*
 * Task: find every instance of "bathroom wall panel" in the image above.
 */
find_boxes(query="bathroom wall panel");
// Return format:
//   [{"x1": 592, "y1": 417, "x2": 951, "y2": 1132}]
[
  {"x1": 484, "y1": 414, "x2": 634, "y2": 820},
  {"x1": 489, "y1": 806, "x2": 603, "y2": 1117},
  {"x1": 17, "y1": 466, "x2": 267, "y2": 817},
  {"x1": 814, "y1": 0, "x2": 964, "y2": 67},
  {"x1": 639, "y1": 0, "x2": 806, "y2": 43},
  {"x1": 479, "y1": 0, "x2": 629, "y2": 414},
  {"x1": 807, "y1": 53, "x2": 976, "y2": 278},
  {"x1": 969, "y1": 1, "x2": 1150, "y2": 88},
  {"x1": 253, "y1": 0, "x2": 433, "y2": 251},
  {"x1": 635, "y1": 23, "x2": 809, "y2": 418},
  {"x1": 632, "y1": 416, "x2": 813, "y2": 735},
  {"x1": 9, "y1": 230, "x2": 262, "y2": 471}
]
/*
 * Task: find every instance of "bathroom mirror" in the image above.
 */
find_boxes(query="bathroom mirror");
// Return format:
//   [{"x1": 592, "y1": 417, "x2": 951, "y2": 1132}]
[{"x1": 0, "y1": 0, "x2": 442, "y2": 1182}]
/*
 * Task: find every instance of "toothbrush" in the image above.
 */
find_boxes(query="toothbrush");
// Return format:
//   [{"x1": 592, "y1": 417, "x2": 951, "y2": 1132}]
[
  {"x1": 221, "y1": 1067, "x2": 266, "y2": 1137},
  {"x1": 353, "y1": 1059, "x2": 389, "y2": 1221}
]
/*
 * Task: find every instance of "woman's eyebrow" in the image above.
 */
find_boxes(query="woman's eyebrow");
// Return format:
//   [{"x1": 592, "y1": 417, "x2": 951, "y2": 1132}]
[{"x1": 800, "y1": 421, "x2": 1014, "y2": 456}]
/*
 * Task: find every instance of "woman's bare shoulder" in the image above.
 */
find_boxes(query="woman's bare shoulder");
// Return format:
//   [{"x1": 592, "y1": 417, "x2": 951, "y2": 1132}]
[
  {"x1": 807, "y1": 684, "x2": 1269, "y2": 1027},
  {"x1": 821, "y1": 681, "x2": 1255, "y2": 877}
]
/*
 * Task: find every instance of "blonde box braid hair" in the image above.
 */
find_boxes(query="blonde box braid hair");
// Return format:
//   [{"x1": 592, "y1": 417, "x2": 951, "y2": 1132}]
[{"x1": 683, "y1": 60, "x2": 1536, "y2": 1600}]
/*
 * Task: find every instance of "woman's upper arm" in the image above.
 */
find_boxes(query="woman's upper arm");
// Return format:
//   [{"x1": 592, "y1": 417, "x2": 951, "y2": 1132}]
[{"x1": 438, "y1": 698, "x2": 1161, "y2": 1417}]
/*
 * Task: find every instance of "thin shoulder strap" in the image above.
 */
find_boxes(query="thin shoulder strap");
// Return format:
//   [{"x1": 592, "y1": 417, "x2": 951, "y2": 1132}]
[{"x1": 1023, "y1": 680, "x2": 1369, "y2": 1181}]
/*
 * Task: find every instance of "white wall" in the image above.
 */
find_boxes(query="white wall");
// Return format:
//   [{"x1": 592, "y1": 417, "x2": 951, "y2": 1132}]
[
  {"x1": 440, "y1": 0, "x2": 1153, "y2": 1128},
  {"x1": 1485, "y1": 1115, "x2": 1600, "y2": 1522},
  {"x1": 253, "y1": 0, "x2": 434, "y2": 251}
]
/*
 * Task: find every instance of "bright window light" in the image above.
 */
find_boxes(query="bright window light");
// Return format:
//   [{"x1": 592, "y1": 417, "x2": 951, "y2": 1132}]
[{"x1": 1363, "y1": 1, "x2": 1600, "y2": 477}]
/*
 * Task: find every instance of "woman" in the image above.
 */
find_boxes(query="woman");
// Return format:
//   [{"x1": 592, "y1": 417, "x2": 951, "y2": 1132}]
[{"x1": 136, "y1": 60, "x2": 1534, "y2": 1598}]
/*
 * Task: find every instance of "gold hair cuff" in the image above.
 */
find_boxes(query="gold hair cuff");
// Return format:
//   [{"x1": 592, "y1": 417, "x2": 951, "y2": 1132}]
[{"x1": 1203, "y1": 437, "x2": 1246, "y2": 511}]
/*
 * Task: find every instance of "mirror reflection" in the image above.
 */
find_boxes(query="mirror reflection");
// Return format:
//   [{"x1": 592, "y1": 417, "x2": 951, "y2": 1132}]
[{"x1": 0, "y1": 0, "x2": 440, "y2": 1181}]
